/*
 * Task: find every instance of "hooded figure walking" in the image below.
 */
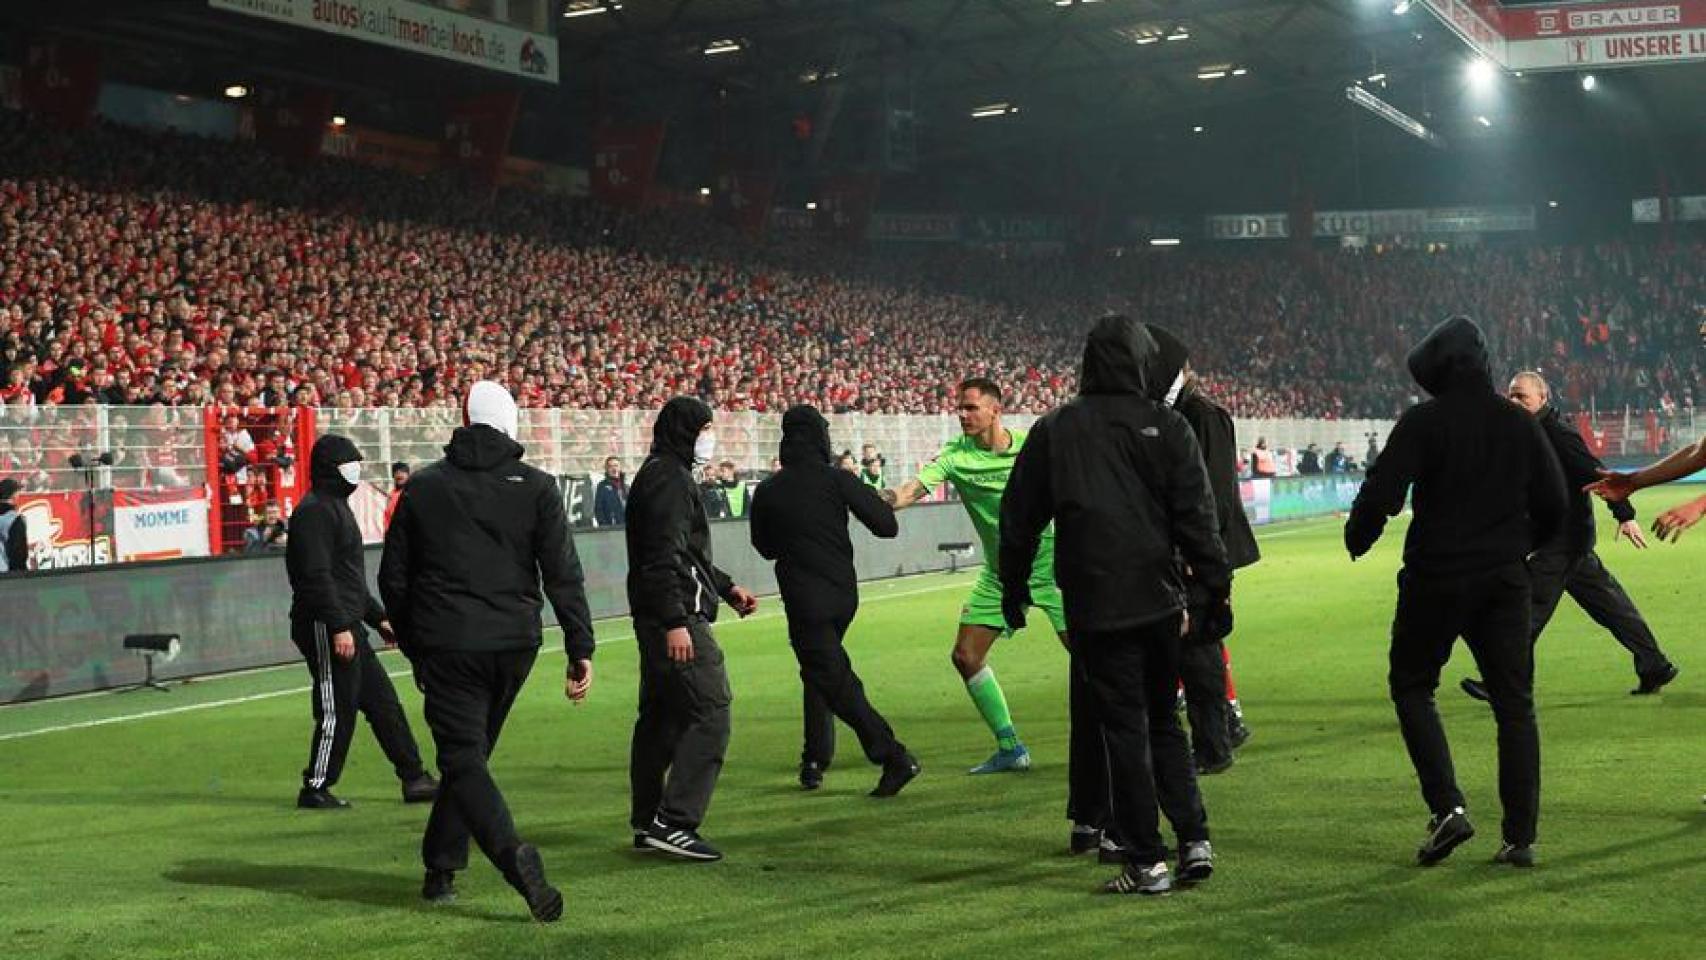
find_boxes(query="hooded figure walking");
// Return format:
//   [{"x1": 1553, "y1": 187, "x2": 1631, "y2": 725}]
[
  {"x1": 625, "y1": 397, "x2": 759, "y2": 862},
  {"x1": 285, "y1": 434, "x2": 436, "y2": 811},
  {"x1": 1346, "y1": 317, "x2": 1566, "y2": 869},
  {"x1": 1000, "y1": 315, "x2": 1230, "y2": 896},
  {"x1": 749, "y1": 405, "x2": 921, "y2": 797},
  {"x1": 380, "y1": 381, "x2": 596, "y2": 920}
]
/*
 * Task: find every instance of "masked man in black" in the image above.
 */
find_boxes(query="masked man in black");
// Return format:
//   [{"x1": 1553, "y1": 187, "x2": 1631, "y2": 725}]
[
  {"x1": 749, "y1": 405, "x2": 920, "y2": 797},
  {"x1": 1346, "y1": 318, "x2": 1566, "y2": 869},
  {"x1": 286, "y1": 434, "x2": 435, "y2": 811},
  {"x1": 1001, "y1": 315, "x2": 1230, "y2": 897},
  {"x1": 626, "y1": 397, "x2": 759, "y2": 862}
]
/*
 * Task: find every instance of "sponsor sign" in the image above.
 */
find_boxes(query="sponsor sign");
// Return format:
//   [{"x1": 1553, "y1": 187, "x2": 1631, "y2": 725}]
[
  {"x1": 1632, "y1": 195, "x2": 1706, "y2": 223},
  {"x1": 1206, "y1": 205, "x2": 1533, "y2": 240},
  {"x1": 208, "y1": 0, "x2": 558, "y2": 83},
  {"x1": 113, "y1": 489, "x2": 211, "y2": 563},
  {"x1": 867, "y1": 212, "x2": 960, "y2": 243},
  {"x1": 1424, "y1": 0, "x2": 1706, "y2": 69}
]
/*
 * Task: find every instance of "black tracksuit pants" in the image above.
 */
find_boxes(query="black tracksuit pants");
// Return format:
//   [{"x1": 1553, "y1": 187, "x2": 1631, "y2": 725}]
[
  {"x1": 1066, "y1": 647, "x2": 1109, "y2": 830},
  {"x1": 794, "y1": 613, "x2": 904, "y2": 769},
  {"x1": 292, "y1": 621, "x2": 426, "y2": 791},
  {"x1": 1177, "y1": 603, "x2": 1234, "y2": 768},
  {"x1": 630, "y1": 617, "x2": 732, "y2": 831},
  {"x1": 1076, "y1": 614, "x2": 1209, "y2": 868},
  {"x1": 417, "y1": 647, "x2": 537, "y2": 873},
  {"x1": 1530, "y1": 548, "x2": 1671, "y2": 680},
  {"x1": 1390, "y1": 562, "x2": 1540, "y2": 846}
]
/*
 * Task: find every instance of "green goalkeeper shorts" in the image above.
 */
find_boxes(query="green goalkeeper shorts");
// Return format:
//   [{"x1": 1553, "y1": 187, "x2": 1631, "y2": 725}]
[{"x1": 960, "y1": 565, "x2": 1068, "y2": 635}]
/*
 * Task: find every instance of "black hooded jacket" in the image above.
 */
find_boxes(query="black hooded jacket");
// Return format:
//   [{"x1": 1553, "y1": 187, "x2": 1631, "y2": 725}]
[
  {"x1": 1535, "y1": 404, "x2": 1635, "y2": 553},
  {"x1": 1345, "y1": 317, "x2": 1567, "y2": 575},
  {"x1": 1000, "y1": 315, "x2": 1230, "y2": 633},
  {"x1": 286, "y1": 434, "x2": 385, "y2": 634},
  {"x1": 750, "y1": 405, "x2": 898, "y2": 624},
  {"x1": 626, "y1": 397, "x2": 736, "y2": 628},
  {"x1": 1145, "y1": 323, "x2": 1262, "y2": 576},
  {"x1": 378, "y1": 425, "x2": 595, "y2": 662}
]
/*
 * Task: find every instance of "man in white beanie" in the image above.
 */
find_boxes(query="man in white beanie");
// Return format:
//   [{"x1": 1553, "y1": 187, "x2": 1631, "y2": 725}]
[{"x1": 380, "y1": 380, "x2": 596, "y2": 921}]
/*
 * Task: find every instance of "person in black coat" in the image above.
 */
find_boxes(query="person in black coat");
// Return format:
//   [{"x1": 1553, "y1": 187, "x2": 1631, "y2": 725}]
[
  {"x1": 625, "y1": 396, "x2": 759, "y2": 862},
  {"x1": 749, "y1": 405, "x2": 920, "y2": 797},
  {"x1": 285, "y1": 433, "x2": 435, "y2": 811},
  {"x1": 1000, "y1": 314, "x2": 1231, "y2": 897},
  {"x1": 1144, "y1": 324, "x2": 1262, "y2": 773},
  {"x1": 380, "y1": 381, "x2": 595, "y2": 920},
  {"x1": 1460, "y1": 372, "x2": 1676, "y2": 702},
  {"x1": 594, "y1": 457, "x2": 628, "y2": 527},
  {"x1": 1346, "y1": 317, "x2": 1567, "y2": 869},
  {"x1": 0, "y1": 477, "x2": 29, "y2": 573}
]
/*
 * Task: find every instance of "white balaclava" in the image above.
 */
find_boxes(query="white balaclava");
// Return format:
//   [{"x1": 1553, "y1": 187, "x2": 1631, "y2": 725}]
[{"x1": 464, "y1": 380, "x2": 519, "y2": 440}]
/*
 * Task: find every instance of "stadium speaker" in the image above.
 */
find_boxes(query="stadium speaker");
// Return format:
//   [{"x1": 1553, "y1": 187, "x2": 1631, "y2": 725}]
[
  {"x1": 937, "y1": 541, "x2": 975, "y2": 575},
  {"x1": 121, "y1": 633, "x2": 181, "y2": 693}
]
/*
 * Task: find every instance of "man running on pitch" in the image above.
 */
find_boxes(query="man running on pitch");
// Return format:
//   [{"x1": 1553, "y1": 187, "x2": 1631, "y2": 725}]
[{"x1": 883, "y1": 378, "x2": 1066, "y2": 774}]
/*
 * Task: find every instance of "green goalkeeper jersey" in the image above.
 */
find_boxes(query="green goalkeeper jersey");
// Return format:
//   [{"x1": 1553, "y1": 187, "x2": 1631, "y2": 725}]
[{"x1": 915, "y1": 428, "x2": 1056, "y2": 576}]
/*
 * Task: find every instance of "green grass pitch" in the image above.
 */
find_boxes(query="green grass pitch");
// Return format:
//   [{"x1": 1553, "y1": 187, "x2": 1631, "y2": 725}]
[{"x1": 3, "y1": 491, "x2": 1702, "y2": 960}]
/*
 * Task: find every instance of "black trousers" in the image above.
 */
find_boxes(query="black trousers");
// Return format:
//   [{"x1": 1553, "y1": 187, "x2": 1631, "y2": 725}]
[
  {"x1": 1178, "y1": 603, "x2": 1234, "y2": 768},
  {"x1": 630, "y1": 617, "x2": 732, "y2": 831},
  {"x1": 292, "y1": 621, "x2": 425, "y2": 791},
  {"x1": 1390, "y1": 563, "x2": 1540, "y2": 846},
  {"x1": 1530, "y1": 548, "x2": 1670, "y2": 679},
  {"x1": 417, "y1": 647, "x2": 537, "y2": 873},
  {"x1": 793, "y1": 613, "x2": 904, "y2": 768},
  {"x1": 1077, "y1": 615, "x2": 1209, "y2": 867},
  {"x1": 1066, "y1": 647, "x2": 1109, "y2": 830}
]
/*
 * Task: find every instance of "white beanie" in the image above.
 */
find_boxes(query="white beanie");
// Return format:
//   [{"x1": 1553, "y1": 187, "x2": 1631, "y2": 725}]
[{"x1": 464, "y1": 380, "x2": 519, "y2": 440}]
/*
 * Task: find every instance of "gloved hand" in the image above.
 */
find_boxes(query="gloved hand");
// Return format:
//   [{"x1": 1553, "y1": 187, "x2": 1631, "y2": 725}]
[
  {"x1": 1001, "y1": 584, "x2": 1032, "y2": 633},
  {"x1": 1199, "y1": 600, "x2": 1235, "y2": 643}
]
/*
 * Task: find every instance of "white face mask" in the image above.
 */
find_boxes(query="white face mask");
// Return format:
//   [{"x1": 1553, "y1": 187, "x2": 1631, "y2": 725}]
[
  {"x1": 337, "y1": 461, "x2": 363, "y2": 487},
  {"x1": 693, "y1": 432, "x2": 717, "y2": 465}
]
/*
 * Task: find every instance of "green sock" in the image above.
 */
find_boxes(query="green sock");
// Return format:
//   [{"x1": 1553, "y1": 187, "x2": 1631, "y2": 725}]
[{"x1": 966, "y1": 667, "x2": 1021, "y2": 751}]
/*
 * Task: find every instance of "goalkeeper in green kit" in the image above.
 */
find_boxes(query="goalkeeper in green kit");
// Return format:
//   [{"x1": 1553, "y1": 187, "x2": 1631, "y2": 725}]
[{"x1": 883, "y1": 377, "x2": 1067, "y2": 774}]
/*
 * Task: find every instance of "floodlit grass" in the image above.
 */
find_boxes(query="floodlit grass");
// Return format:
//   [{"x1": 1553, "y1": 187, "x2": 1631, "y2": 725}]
[{"x1": 3, "y1": 492, "x2": 1702, "y2": 959}]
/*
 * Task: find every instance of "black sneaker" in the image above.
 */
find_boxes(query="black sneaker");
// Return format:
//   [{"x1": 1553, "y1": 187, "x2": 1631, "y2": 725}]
[
  {"x1": 1492, "y1": 842, "x2": 1535, "y2": 868},
  {"x1": 1417, "y1": 807, "x2": 1475, "y2": 866},
  {"x1": 1460, "y1": 677, "x2": 1491, "y2": 703},
  {"x1": 1631, "y1": 663, "x2": 1679, "y2": 696},
  {"x1": 1227, "y1": 716, "x2": 1252, "y2": 751},
  {"x1": 870, "y1": 753, "x2": 921, "y2": 798},
  {"x1": 1097, "y1": 834, "x2": 1128, "y2": 865},
  {"x1": 1197, "y1": 754, "x2": 1235, "y2": 776},
  {"x1": 1178, "y1": 840, "x2": 1215, "y2": 884},
  {"x1": 1069, "y1": 825, "x2": 1102, "y2": 856},
  {"x1": 632, "y1": 831, "x2": 652, "y2": 852},
  {"x1": 643, "y1": 817, "x2": 724, "y2": 861},
  {"x1": 1103, "y1": 861, "x2": 1172, "y2": 896},
  {"x1": 799, "y1": 762, "x2": 825, "y2": 791},
  {"x1": 296, "y1": 788, "x2": 351, "y2": 810},
  {"x1": 500, "y1": 844, "x2": 563, "y2": 923},
  {"x1": 401, "y1": 774, "x2": 439, "y2": 804},
  {"x1": 421, "y1": 869, "x2": 456, "y2": 905}
]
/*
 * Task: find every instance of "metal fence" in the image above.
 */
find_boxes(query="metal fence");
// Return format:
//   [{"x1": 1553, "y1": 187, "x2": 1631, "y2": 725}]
[{"x1": 0, "y1": 404, "x2": 206, "y2": 493}]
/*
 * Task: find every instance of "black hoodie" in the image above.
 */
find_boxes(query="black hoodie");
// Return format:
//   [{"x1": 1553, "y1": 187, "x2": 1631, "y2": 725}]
[
  {"x1": 1345, "y1": 316, "x2": 1567, "y2": 575},
  {"x1": 1144, "y1": 323, "x2": 1262, "y2": 575},
  {"x1": 750, "y1": 405, "x2": 898, "y2": 624},
  {"x1": 1534, "y1": 403, "x2": 1635, "y2": 553},
  {"x1": 286, "y1": 434, "x2": 385, "y2": 634},
  {"x1": 378, "y1": 425, "x2": 595, "y2": 661},
  {"x1": 626, "y1": 397, "x2": 736, "y2": 628},
  {"x1": 1000, "y1": 315, "x2": 1230, "y2": 633}
]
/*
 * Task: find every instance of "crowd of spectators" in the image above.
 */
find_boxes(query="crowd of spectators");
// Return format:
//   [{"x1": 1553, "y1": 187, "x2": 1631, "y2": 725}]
[{"x1": 2, "y1": 109, "x2": 1702, "y2": 477}]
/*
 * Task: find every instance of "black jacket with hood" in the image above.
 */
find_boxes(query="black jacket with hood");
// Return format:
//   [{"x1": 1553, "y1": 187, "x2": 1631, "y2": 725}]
[
  {"x1": 750, "y1": 405, "x2": 898, "y2": 624},
  {"x1": 286, "y1": 434, "x2": 385, "y2": 635},
  {"x1": 626, "y1": 397, "x2": 737, "y2": 628},
  {"x1": 1345, "y1": 316, "x2": 1567, "y2": 575},
  {"x1": 1000, "y1": 315, "x2": 1230, "y2": 633},
  {"x1": 378, "y1": 424, "x2": 595, "y2": 662},
  {"x1": 1144, "y1": 323, "x2": 1262, "y2": 577},
  {"x1": 1535, "y1": 403, "x2": 1634, "y2": 554}
]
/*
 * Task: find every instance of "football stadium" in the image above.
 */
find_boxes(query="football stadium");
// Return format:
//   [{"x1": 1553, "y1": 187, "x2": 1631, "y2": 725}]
[{"x1": 1, "y1": 1, "x2": 1702, "y2": 957}]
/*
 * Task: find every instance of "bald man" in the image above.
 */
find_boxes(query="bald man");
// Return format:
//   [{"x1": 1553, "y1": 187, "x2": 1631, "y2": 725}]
[{"x1": 1461, "y1": 372, "x2": 1678, "y2": 703}]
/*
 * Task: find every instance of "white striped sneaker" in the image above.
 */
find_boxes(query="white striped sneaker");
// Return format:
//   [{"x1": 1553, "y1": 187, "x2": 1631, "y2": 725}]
[
  {"x1": 1103, "y1": 861, "x2": 1172, "y2": 896},
  {"x1": 643, "y1": 817, "x2": 724, "y2": 862}
]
